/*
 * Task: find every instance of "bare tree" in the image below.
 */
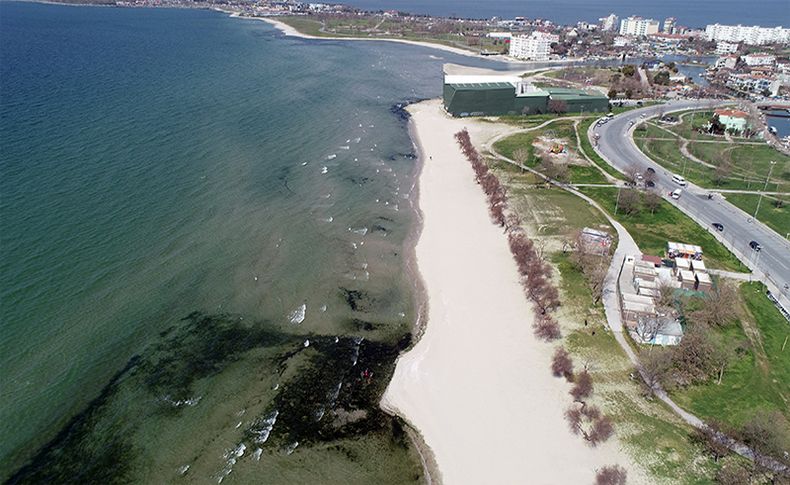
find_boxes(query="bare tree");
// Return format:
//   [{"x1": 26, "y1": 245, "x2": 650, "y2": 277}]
[
  {"x1": 714, "y1": 462, "x2": 753, "y2": 485},
  {"x1": 570, "y1": 370, "x2": 594, "y2": 401},
  {"x1": 565, "y1": 404, "x2": 615, "y2": 446},
  {"x1": 656, "y1": 279, "x2": 675, "y2": 308},
  {"x1": 551, "y1": 347, "x2": 575, "y2": 381},
  {"x1": 548, "y1": 99, "x2": 568, "y2": 114},
  {"x1": 712, "y1": 161, "x2": 732, "y2": 186},
  {"x1": 639, "y1": 348, "x2": 672, "y2": 395},
  {"x1": 595, "y1": 465, "x2": 627, "y2": 485},
  {"x1": 534, "y1": 315, "x2": 562, "y2": 341},
  {"x1": 643, "y1": 191, "x2": 661, "y2": 214},
  {"x1": 618, "y1": 189, "x2": 641, "y2": 215},
  {"x1": 693, "y1": 420, "x2": 731, "y2": 463},
  {"x1": 513, "y1": 147, "x2": 530, "y2": 168},
  {"x1": 690, "y1": 282, "x2": 738, "y2": 328},
  {"x1": 737, "y1": 410, "x2": 790, "y2": 481},
  {"x1": 539, "y1": 156, "x2": 569, "y2": 182}
]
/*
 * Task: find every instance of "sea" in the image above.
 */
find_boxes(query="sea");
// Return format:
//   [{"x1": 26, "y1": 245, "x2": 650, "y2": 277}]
[
  {"x1": 342, "y1": 0, "x2": 790, "y2": 27},
  {"x1": 0, "y1": 2, "x2": 506, "y2": 482}
]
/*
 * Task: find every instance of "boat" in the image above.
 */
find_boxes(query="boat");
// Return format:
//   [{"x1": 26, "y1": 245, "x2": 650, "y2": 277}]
[{"x1": 769, "y1": 126, "x2": 778, "y2": 134}]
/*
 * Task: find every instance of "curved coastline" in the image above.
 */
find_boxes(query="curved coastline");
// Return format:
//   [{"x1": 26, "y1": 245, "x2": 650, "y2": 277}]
[{"x1": 381, "y1": 99, "x2": 645, "y2": 484}]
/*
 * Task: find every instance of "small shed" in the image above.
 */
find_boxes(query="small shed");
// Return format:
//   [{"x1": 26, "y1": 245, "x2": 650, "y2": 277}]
[
  {"x1": 679, "y1": 270, "x2": 696, "y2": 290},
  {"x1": 674, "y1": 257, "x2": 691, "y2": 275},
  {"x1": 640, "y1": 255, "x2": 663, "y2": 267},
  {"x1": 690, "y1": 259, "x2": 707, "y2": 273},
  {"x1": 695, "y1": 272, "x2": 712, "y2": 292},
  {"x1": 668, "y1": 242, "x2": 703, "y2": 260}
]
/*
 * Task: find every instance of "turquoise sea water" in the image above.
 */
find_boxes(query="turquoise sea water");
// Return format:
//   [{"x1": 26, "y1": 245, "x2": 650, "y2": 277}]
[{"x1": 0, "y1": 3, "x2": 500, "y2": 481}]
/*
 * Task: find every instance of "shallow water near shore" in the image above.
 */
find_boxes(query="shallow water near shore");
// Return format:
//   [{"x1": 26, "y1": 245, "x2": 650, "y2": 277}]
[{"x1": 0, "y1": 3, "x2": 502, "y2": 481}]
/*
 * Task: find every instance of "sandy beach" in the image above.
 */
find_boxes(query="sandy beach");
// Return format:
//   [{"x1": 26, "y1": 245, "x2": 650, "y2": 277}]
[{"x1": 381, "y1": 99, "x2": 643, "y2": 484}]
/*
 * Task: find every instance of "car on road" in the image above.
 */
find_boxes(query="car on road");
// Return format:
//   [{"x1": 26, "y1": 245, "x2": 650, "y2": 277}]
[
  {"x1": 672, "y1": 174, "x2": 687, "y2": 186},
  {"x1": 646, "y1": 167, "x2": 656, "y2": 175},
  {"x1": 749, "y1": 240, "x2": 762, "y2": 251},
  {"x1": 712, "y1": 222, "x2": 724, "y2": 231},
  {"x1": 646, "y1": 180, "x2": 655, "y2": 188},
  {"x1": 670, "y1": 189, "x2": 682, "y2": 199}
]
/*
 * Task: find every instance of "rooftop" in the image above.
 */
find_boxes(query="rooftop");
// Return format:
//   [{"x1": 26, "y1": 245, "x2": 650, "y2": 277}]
[{"x1": 715, "y1": 108, "x2": 750, "y2": 118}]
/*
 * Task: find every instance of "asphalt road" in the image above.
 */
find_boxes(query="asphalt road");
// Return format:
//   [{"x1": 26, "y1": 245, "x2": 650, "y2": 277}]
[{"x1": 591, "y1": 100, "x2": 790, "y2": 308}]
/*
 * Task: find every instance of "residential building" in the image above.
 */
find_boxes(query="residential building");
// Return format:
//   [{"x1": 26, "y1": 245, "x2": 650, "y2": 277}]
[
  {"x1": 509, "y1": 31, "x2": 559, "y2": 61},
  {"x1": 599, "y1": 13, "x2": 618, "y2": 32},
  {"x1": 619, "y1": 16, "x2": 660, "y2": 37},
  {"x1": 727, "y1": 73, "x2": 781, "y2": 96},
  {"x1": 715, "y1": 41, "x2": 739, "y2": 55},
  {"x1": 705, "y1": 23, "x2": 790, "y2": 46},
  {"x1": 715, "y1": 55, "x2": 739, "y2": 70},
  {"x1": 613, "y1": 36, "x2": 632, "y2": 47},
  {"x1": 714, "y1": 108, "x2": 751, "y2": 133},
  {"x1": 743, "y1": 53, "x2": 776, "y2": 66},
  {"x1": 663, "y1": 17, "x2": 675, "y2": 34}
]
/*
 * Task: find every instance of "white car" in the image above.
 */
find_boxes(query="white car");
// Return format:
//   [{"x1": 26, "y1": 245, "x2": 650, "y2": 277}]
[{"x1": 670, "y1": 189, "x2": 682, "y2": 199}]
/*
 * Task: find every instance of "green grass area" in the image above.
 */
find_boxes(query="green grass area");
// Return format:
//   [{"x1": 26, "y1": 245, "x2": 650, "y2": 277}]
[
  {"x1": 664, "y1": 110, "x2": 721, "y2": 141},
  {"x1": 578, "y1": 187, "x2": 745, "y2": 271},
  {"x1": 687, "y1": 142, "x2": 790, "y2": 192},
  {"x1": 492, "y1": 119, "x2": 576, "y2": 164},
  {"x1": 671, "y1": 283, "x2": 790, "y2": 430},
  {"x1": 634, "y1": 122, "x2": 677, "y2": 140},
  {"x1": 722, "y1": 193, "x2": 790, "y2": 236},
  {"x1": 492, "y1": 119, "x2": 610, "y2": 185},
  {"x1": 275, "y1": 16, "x2": 486, "y2": 52},
  {"x1": 553, "y1": 253, "x2": 719, "y2": 483},
  {"x1": 488, "y1": 159, "x2": 610, "y2": 237},
  {"x1": 567, "y1": 164, "x2": 608, "y2": 184},
  {"x1": 578, "y1": 117, "x2": 627, "y2": 181}
]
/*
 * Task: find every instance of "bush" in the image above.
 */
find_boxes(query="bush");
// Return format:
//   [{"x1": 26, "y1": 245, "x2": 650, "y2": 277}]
[
  {"x1": 595, "y1": 465, "x2": 627, "y2": 485},
  {"x1": 551, "y1": 347, "x2": 574, "y2": 381}
]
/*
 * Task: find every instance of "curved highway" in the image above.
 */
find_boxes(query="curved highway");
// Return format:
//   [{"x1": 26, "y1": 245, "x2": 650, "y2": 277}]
[{"x1": 591, "y1": 101, "x2": 790, "y2": 309}]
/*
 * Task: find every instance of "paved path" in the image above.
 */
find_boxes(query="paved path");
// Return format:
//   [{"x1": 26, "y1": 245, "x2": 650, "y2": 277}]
[{"x1": 484, "y1": 124, "x2": 778, "y2": 469}]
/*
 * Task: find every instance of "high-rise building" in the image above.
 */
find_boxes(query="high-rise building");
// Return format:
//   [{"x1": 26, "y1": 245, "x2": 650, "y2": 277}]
[
  {"x1": 619, "y1": 16, "x2": 660, "y2": 37},
  {"x1": 663, "y1": 17, "x2": 676, "y2": 34},
  {"x1": 509, "y1": 31, "x2": 559, "y2": 61},
  {"x1": 715, "y1": 41, "x2": 739, "y2": 55},
  {"x1": 599, "y1": 14, "x2": 618, "y2": 32},
  {"x1": 705, "y1": 24, "x2": 790, "y2": 46}
]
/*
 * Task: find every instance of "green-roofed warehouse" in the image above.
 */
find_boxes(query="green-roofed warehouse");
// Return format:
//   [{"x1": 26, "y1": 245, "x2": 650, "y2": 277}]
[{"x1": 442, "y1": 74, "x2": 609, "y2": 117}]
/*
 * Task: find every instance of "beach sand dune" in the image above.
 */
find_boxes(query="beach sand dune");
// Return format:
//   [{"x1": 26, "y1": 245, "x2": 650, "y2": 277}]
[{"x1": 382, "y1": 99, "x2": 643, "y2": 485}]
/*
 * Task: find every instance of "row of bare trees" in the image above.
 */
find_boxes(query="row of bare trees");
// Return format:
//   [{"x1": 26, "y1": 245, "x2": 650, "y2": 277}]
[
  {"x1": 456, "y1": 129, "x2": 563, "y2": 340},
  {"x1": 455, "y1": 130, "x2": 623, "y2": 482},
  {"x1": 552, "y1": 347, "x2": 615, "y2": 448},
  {"x1": 454, "y1": 129, "x2": 507, "y2": 226}
]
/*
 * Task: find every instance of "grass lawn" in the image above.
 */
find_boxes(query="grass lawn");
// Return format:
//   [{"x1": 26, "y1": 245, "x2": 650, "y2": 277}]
[
  {"x1": 723, "y1": 193, "x2": 790, "y2": 236},
  {"x1": 578, "y1": 186, "x2": 745, "y2": 271},
  {"x1": 671, "y1": 282, "x2": 790, "y2": 430},
  {"x1": 687, "y1": 142, "x2": 790, "y2": 192},
  {"x1": 633, "y1": 122, "x2": 677, "y2": 140},
  {"x1": 578, "y1": 117, "x2": 628, "y2": 181},
  {"x1": 488, "y1": 159, "x2": 610, "y2": 237}
]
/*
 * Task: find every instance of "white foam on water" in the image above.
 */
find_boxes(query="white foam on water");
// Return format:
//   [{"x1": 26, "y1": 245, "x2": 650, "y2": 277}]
[
  {"x1": 289, "y1": 304, "x2": 306, "y2": 324},
  {"x1": 321, "y1": 193, "x2": 331, "y2": 199},
  {"x1": 321, "y1": 166, "x2": 328, "y2": 174},
  {"x1": 326, "y1": 154, "x2": 337, "y2": 160},
  {"x1": 328, "y1": 381, "x2": 342, "y2": 403},
  {"x1": 320, "y1": 216, "x2": 334, "y2": 223},
  {"x1": 178, "y1": 465, "x2": 190, "y2": 475},
  {"x1": 253, "y1": 448, "x2": 263, "y2": 462},
  {"x1": 252, "y1": 410, "x2": 279, "y2": 444},
  {"x1": 320, "y1": 304, "x2": 328, "y2": 312},
  {"x1": 301, "y1": 161, "x2": 308, "y2": 166},
  {"x1": 314, "y1": 406, "x2": 325, "y2": 421},
  {"x1": 353, "y1": 137, "x2": 361, "y2": 143},
  {"x1": 303, "y1": 339, "x2": 310, "y2": 347},
  {"x1": 349, "y1": 227, "x2": 368, "y2": 236},
  {"x1": 235, "y1": 421, "x2": 242, "y2": 429},
  {"x1": 162, "y1": 395, "x2": 202, "y2": 407},
  {"x1": 339, "y1": 145, "x2": 350, "y2": 150},
  {"x1": 285, "y1": 442, "x2": 299, "y2": 455}
]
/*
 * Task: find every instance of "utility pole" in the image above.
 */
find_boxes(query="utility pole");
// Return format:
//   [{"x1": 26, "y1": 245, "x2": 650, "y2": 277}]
[{"x1": 754, "y1": 160, "x2": 776, "y2": 218}]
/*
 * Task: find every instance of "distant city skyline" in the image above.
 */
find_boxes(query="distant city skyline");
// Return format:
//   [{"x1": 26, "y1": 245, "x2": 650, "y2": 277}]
[{"x1": 339, "y1": 0, "x2": 790, "y2": 27}]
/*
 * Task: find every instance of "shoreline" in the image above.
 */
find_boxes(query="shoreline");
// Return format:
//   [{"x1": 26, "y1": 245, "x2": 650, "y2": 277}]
[{"x1": 381, "y1": 99, "x2": 643, "y2": 484}]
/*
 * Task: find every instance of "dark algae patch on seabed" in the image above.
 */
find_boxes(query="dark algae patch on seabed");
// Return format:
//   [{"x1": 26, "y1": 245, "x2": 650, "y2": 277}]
[{"x1": 7, "y1": 312, "x2": 422, "y2": 485}]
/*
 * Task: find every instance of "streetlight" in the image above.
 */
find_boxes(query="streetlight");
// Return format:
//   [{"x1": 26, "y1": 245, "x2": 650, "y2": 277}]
[{"x1": 753, "y1": 160, "x2": 777, "y2": 218}]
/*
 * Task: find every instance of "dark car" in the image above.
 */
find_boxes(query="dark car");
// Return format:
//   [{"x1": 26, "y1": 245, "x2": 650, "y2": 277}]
[
  {"x1": 646, "y1": 167, "x2": 656, "y2": 174},
  {"x1": 749, "y1": 240, "x2": 762, "y2": 251},
  {"x1": 712, "y1": 222, "x2": 724, "y2": 231},
  {"x1": 646, "y1": 180, "x2": 655, "y2": 188}
]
